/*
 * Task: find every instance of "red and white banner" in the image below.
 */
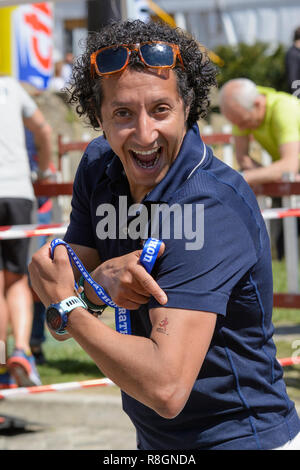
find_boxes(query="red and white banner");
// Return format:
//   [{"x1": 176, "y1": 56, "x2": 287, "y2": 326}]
[{"x1": 13, "y1": 3, "x2": 53, "y2": 89}]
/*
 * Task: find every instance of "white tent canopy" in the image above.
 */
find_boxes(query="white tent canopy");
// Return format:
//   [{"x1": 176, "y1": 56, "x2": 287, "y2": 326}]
[{"x1": 157, "y1": 0, "x2": 300, "y2": 48}]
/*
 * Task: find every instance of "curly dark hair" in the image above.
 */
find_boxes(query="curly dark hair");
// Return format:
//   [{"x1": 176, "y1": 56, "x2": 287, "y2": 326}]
[{"x1": 68, "y1": 20, "x2": 217, "y2": 129}]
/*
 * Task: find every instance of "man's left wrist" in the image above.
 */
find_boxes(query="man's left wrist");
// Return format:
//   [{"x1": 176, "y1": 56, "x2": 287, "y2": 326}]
[{"x1": 46, "y1": 295, "x2": 88, "y2": 335}]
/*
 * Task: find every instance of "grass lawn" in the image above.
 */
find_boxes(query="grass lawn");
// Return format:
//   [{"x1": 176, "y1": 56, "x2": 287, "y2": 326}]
[
  {"x1": 272, "y1": 260, "x2": 300, "y2": 325},
  {"x1": 36, "y1": 331, "x2": 104, "y2": 384},
  {"x1": 35, "y1": 308, "x2": 115, "y2": 385},
  {"x1": 24, "y1": 260, "x2": 299, "y2": 390}
]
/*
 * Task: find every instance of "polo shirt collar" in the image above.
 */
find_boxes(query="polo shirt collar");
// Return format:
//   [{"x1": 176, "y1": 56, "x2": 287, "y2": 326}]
[
  {"x1": 105, "y1": 123, "x2": 207, "y2": 202},
  {"x1": 145, "y1": 124, "x2": 206, "y2": 203}
]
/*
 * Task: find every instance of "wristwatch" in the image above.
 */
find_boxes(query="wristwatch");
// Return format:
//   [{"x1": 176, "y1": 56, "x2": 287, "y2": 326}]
[{"x1": 46, "y1": 296, "x2": 87, "y2": 335}]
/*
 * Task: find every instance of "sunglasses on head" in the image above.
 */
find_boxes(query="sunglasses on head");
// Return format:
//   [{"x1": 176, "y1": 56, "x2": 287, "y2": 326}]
[{"x1": 90, "y1": 41, "x2": 184, "y2": 77}]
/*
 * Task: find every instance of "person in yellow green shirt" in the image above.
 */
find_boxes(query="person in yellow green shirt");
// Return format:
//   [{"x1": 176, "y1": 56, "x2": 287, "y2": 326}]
[{"x1": 219, "y1": 78, "x2": 300, "y2": 185}]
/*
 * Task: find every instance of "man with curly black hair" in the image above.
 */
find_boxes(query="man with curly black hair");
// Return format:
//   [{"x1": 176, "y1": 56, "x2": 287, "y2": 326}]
[
  {"x1": 29, "y1": 20, "x2": 300, "y2": 450},
  {"x1": 68, "y1": 20, "x2": 215, "y2": 130}
]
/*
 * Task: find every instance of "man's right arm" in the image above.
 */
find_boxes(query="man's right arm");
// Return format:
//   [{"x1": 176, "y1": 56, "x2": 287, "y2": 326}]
[
  {"x1": 234, "y1": 135, "x2": 262, "y2": 171},
  {"x1": 84, "y1": 243, "x2": 167, "y2": 310},
  {"x1": 67, "y1": 241, "x2": 167, "y2": 309}
]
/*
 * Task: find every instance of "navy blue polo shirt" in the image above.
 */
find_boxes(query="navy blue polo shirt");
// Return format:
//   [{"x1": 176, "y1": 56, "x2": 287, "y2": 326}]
[{"x1": 64, "y1": 124, "x2": 300, "y2": 450}]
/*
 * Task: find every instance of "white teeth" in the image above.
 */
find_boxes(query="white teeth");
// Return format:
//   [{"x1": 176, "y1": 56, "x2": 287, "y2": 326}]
[{"x1": 130, "y1": 148, "x2": 160, "y2": 156}]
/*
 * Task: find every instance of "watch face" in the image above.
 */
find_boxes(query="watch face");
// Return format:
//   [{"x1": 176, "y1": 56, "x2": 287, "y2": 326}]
[{"x1": 46, "y1": 307, "x2": 63, "y2": 331}]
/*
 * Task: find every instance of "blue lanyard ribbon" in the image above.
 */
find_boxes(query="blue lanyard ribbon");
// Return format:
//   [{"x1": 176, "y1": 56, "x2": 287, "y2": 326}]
[{"x1": 50, "y1": 238, "x2": 162, "y2": 335}]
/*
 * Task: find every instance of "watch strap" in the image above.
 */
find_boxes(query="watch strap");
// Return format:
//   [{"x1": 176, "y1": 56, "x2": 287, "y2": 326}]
[
  {"x1": 78, "y1": 275, "x2": 107, "y2": 316},
  {"x1": 59, "y1": 295, "x2": 87, "y2": 313},
  {"x1": 52, "y1": 295, "x2": 87, "y2": 335}
]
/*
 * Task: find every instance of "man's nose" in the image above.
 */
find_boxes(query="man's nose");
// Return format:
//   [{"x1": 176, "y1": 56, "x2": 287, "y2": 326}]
[{"x1": 134, "y1": 111, "x2": 159, "y2": 146}]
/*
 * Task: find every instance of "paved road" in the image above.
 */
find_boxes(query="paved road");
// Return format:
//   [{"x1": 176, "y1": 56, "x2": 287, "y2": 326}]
[
  {"x1": 0, "y1": 386, "x2": 137, "y2": 450},
  {"x1": 1, "y1": 385, "x2": 299, "y2": 451},
  {"x1": 1, "y1": 325, "x2": 299, "y2": 450}
]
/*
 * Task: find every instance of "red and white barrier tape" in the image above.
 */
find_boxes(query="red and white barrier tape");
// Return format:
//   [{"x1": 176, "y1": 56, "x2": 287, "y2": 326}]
[
  {"x1": 262, "y1": 207, "x2": 300, "y2": 220},
  {"x1": 0, "y1": 208, "x2": 300, "y2": 240},
  {"x1": 0, "y1": 377, "x2": 115, "y2": 400},
  {"x1": 277, "y1": 356, "x2": 300, "y2": 367},
  {"x1": 0, "y1": 357, "x2": 299, "y2": 400},
  {"x1": 0, "y1": 223, "x2": 68, "y2": 240}
]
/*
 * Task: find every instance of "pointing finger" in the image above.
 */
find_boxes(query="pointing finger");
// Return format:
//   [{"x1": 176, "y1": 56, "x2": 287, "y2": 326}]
[{"x1": 135, "y1": 265, "x2": 168, "y2": 305}]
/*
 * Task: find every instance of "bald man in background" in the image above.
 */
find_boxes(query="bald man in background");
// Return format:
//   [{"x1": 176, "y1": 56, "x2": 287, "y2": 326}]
[{"x1": 219, "y1": 78, "x2": 300, "y2": 185}]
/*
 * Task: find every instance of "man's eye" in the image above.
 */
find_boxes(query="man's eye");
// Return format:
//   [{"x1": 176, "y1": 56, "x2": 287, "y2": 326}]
[
  {"x1": 115, "y1": 109, "x2": 130, "y2": 118},
  {"x1": 156, "y1": 106, "x2": 168, "y2": 113}
]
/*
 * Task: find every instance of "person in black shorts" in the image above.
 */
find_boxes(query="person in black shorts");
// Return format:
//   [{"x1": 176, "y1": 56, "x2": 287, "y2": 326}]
[
  {"x1": 0, "y1": 75, "x2": 52, "y2": 389},
  {"x1": 0, "y1": 199, "x2": 33, "y2": 276},
  {"x1": 0, "y1": 199, "x2": 34, "y2": 388}
]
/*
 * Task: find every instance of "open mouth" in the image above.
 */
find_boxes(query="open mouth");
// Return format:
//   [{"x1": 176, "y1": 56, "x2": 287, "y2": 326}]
[{"x1": 130, "y1": 147, "x2": 162, "y2": 169}]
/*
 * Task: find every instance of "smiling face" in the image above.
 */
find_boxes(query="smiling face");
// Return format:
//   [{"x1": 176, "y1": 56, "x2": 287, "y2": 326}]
[{"x1": 99, "y1": 67, "x2": 189, "y2": 203}]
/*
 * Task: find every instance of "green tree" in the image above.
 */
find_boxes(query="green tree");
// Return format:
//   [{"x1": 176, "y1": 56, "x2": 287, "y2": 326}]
[{"x1": 214, "y1": 42, "x2": 288, "y2": 92}]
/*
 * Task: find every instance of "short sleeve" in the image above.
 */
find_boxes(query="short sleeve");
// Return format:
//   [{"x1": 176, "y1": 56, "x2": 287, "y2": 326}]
[
  {"x1": 271, "y1": 99, "x2": 300, "y2": 146},
  {"x1": 18, "y1": 82, "x2": 37, "y2": 118},
  {"x1": 148, "y1": 189, "x2": 259, "y2": 316}
]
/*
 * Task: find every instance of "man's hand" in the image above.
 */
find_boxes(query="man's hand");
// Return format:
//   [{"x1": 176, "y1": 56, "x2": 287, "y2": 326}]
[
  {"x1": 29, "y1": 243, "x2": 75, "y2": 307},
  {"x1": 85, "y1": 242, "x2": 168, "y2": 310}
]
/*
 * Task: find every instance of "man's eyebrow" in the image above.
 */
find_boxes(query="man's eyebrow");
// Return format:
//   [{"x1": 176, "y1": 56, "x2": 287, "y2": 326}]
[
  {"x1": 152, "y1": 97, "x2": 174, "y2": 104},
  {"x1": 110, "y1": 100, "x2": 130, "y2": 107},
  {"x1": 110, "y1": 97, "x2": 173, "y2": 107}
]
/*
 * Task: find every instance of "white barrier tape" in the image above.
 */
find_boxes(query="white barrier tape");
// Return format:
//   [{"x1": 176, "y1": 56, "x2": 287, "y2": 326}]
[
  {"x1": 1, "y1": 208, "x2": 300, "y2": 241},
  {"x1": 0, "y1": 223, "x2": 68, "y2": 240},
  {"x1": 0, "y1": 377, "x2": 115, "y2": 400}
]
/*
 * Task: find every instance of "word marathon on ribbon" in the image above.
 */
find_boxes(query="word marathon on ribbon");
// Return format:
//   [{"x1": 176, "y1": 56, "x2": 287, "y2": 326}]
[{"x1": 140, "y1": 238, "x2": 162, "y2": 273}]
